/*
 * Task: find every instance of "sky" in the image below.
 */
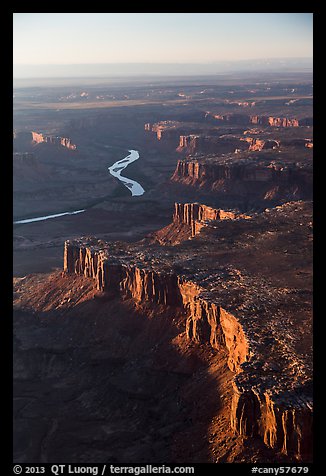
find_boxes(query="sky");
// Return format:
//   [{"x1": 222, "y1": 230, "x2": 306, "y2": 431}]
[{"x1": 13, "y1": 13, "x2": 313, "y2": 77}]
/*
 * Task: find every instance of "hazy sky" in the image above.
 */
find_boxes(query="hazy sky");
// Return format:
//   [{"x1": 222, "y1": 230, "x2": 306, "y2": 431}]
[{"x1": 13, "y1": 13, "x2": 313, "y2": 65}]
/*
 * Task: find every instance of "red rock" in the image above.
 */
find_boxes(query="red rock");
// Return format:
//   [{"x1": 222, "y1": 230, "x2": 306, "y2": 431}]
[{"x1": 32, "y1": 131, "x2": 77, "y2": 150}]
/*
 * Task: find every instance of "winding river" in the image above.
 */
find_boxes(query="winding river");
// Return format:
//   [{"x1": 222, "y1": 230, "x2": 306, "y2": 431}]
[
  {"x1": 13, "y1": 148, "x2": 144, "y2": 225},
  {"x1": 108, "y1": 149, "x2": 145, "y2": 197}
]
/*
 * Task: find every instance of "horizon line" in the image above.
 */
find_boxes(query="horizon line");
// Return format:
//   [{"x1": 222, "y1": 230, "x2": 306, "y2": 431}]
[{"x1": 13, "y1": 57, "x2": 313, "y2": 67}]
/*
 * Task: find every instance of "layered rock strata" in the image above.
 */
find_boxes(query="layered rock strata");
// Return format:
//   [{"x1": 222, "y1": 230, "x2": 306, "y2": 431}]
[
  {"x1": 240, "y1": 137, "x2": 280, "y2": 151},
  {"x1": 176, "y1": 134, "x2": 245, "y2": 154},
  {"x1": 176, "y1": 135, "x2": 313, "y2": 155},
  {"x1": 171, "y1": 156, "x2": 312, "y2": 205},
  {"x1": 206, "y1": 113, "x2": 312, "y2": 128},
  {"x1": 144, "y1": 121, "x2": 183, "y2": 141},
  {"x1": 32, "y1": 131, "x2": 77, "y2": 150},
  {"x1": 173, "y1": 202, "x2": 250, "y2": 237},
  {"x1": 64, "y1": 204, "x2": 312, "y2": 462},
  {"x1": 172, "y1": 158, "x2": 312, "y2": 184}
]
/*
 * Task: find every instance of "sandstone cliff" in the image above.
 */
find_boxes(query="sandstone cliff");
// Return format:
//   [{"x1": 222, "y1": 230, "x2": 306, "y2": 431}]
[
  {"x1": 231, "y1": 380, "x2": 312, "y2": 460},
  {"x1": 176, "y1": 135, "x2": 199, "y2": 154},
  {"x1": 144, "y1": 121, "x2": 182, "y2": 141},
  {"x1": 241, "y1": 138, "x2": 313, "y2": 151},
  {"x1": 149, "y1": 202, "x2": 249, "y2": 245},
  {"x1": 63, "y1": 241, "x2": 250, "y2": 377},
  {"x1": 63, "y1": 218, "x2": 312, "y2": 461},
  {"x1": 176, "y1": 134, "x2": 283, "y2": 155},
  {"x1": 240, "y1": 137, "x2": 280, "y2": 151},
  {"x1": 171, "y1": 157, "x2": 312, "y2": 206},
  {"x1": 64, "y1": 241, "x2": 182, "y2": 305},
  {"x1": 206, "y1": 113, "x2": 307, "y2": 128},
  {"x1": 32, "y1": 131, "x2": 77, "y2": 150},
  {"x1": 173, "y1": 202, "x2": 249, "y2": 237},
  {"x1": 176, "y1": 134, "x2": 246, "y2": 155}
]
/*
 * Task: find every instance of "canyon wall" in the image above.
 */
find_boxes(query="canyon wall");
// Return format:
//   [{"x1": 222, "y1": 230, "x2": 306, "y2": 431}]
[
  {"x1": 176, "y1": 135, "x2": 245, "y2": 155},
  {"x1": 32, "y1": 131, "x2": 77, "y2": 150},
  {"x1": 31, "y1": 132, "x2": 44, "y2": 144},
  {"x1": 64, "y1": 242, "x2": 182, "y2": 306},
  {"x1": 240, "y1": 137, "x2": 280, "y2": 151},
  {"x1": 176, "y1": 135, "x2": 199, "y2": 154},
  {"x1": 231, "y1": 379, "x2": 313, "y2": 461},
  {"x1": 172, "y1": 159, "x2": 304, "y2": 183},
  {"x1": 173, "y1": 202, "x2": 248, "y2": 237},
  {"x1": 63, "y1": 239, "x2": 312, "y2": 460},
  {"x1": 171, "y1": 159, "x2": 312, "y2": 204},
  {"x1": 176, "y1": 135, "x2": 312, "y2": 155},
  {"x1": 63, "y1": 242, "x2": 249, "y2": 377},
  {"x1": 144, "y1": 122, "x2": 181, "y2": 142},
  {"x1": 206, "y1": 113, "x2": 312, "y2": 128}
]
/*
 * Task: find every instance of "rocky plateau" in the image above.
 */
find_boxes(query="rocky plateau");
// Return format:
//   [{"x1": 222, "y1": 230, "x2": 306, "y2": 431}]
[{"x1": 13, "y1": 73, "x2": 313, "y2": 464}]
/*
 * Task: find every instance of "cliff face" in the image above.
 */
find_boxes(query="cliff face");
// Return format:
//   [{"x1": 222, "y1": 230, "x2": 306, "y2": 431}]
[
  {"x1": 64, "y1": 242, "x2": 182, "y2": 306},
  {"x1": 144, "y1": 122, "x2": 181, "y2": 142},
  {"x1": 31, "y1": 131, "x2": 44, "y2": 144},
  {"x1": 63, "y1": 235, "x2": 312, "y2": 460},
  {"x1": 32, "y1": 131, "x2": 77, "y2": 150},
  {"x1": 173, "y1": 202, "x2": 248, "y2": 237},
  {"x1": 176, "y1": 135, "x2": 245, "y2": 155},
  {"x1": 176, "y1": 134, "x2": 313, "y2": 154},
  {"x1": 63, "y1": 241, "x2": 250, "y2": 378},
  {"x1": 176, "y1": 135, "x2": 312, "y2": 155},
  {"x1": 172, "y1": 159, "x2": 284, "y2": 182},
  {"x1": 240, "y1": 137, "x2": 280, "y2": 151},
  {"x1": 171, "y1": 159, "x2": 312, "y2": 205},
  {"x1": 176, "y1": 135, "x2": 199, "y2": 154},
  {"x1": 231, "y1": 381, "x2": 313, "y2": 460},
  {"x1": 179, "y1": 281, "x2": 249, "y2": 374},
  {"x1": 264, "y1": 117, "x2": 299, "y2": 127},
  {"x1": 207, "y1": 113, "x2": 309, "y2": 128},
  {"x1": 180, "y1": 284, "x2": 248, "y2": 372},
  {"x1": 149, "y1": 202, "x2": 249, "y2": 245}
]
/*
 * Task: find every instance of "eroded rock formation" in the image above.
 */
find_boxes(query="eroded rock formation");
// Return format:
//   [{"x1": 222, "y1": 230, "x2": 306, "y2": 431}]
[
  {"x1": 206, "y1": 113, "x2": 311, "y2": 128},
  {"x1": 240, "y1": 137, "x2": 280, "y2": 151},
  {"x1": 176, "y1": 134, "x2": 311, "y2": 155},
  {"x1": 231, "y1": 380, "x2": 313, "y2": 461},
  {"x1": 173, "y1": 202, "x2": 249, "y2": 237},
  {"x1": 32, "y1": 131, "x2": 77, "y2": 150},
  {"x1": 176, "y1": 134, "x2": 245, "y2": 155},
  {"x1": 63, "y1": 199, "x2": 313, "y2": 463},
  {"x1": 171, "y1": 156, "x2": 312, "y2": 206},
  {"x1": 63, "y1": 242, "x2": 251, "y2": 378},
  {"x1": 144, "y1": 121, "x2": 182, "y2": 141}
]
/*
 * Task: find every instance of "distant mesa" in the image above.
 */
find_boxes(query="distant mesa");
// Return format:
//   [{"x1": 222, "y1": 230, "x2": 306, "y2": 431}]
[
  {"x1": 205, "y1": 112, "x2": 313, "y2": 128},
  {"x1": 31, "y1": 131, "x2": 77, "y2": 150},
  {"x1": 144, "y1": 117, "x2": 313, "y2": 155}
]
